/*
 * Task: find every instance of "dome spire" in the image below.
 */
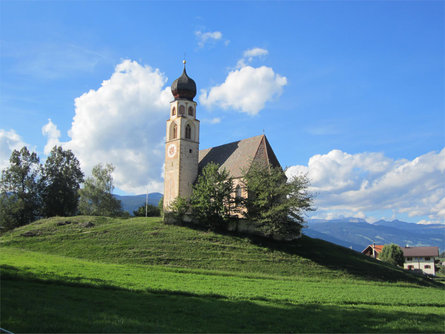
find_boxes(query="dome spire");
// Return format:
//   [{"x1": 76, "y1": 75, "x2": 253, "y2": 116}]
[{"x1": 171, "y1": 60, "x2": 196, "y2": 101}]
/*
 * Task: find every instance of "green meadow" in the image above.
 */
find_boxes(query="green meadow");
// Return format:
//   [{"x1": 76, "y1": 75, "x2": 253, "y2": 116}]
[{"x1": 1, "y1": 216, "x2": 444, "y2": 332}]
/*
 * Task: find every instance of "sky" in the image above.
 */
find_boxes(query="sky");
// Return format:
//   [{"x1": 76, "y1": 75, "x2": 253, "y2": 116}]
[{"x1": 1, "y1": 1, "x2": 444, "y2": 224}]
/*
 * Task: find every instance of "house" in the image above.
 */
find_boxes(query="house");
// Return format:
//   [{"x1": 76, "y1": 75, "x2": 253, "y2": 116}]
[
  {"x1": 401, "y1": 246, "x2": 439, "y2": 276},
  {"x1": 163, "y1": 62, "x2": 282, "y2": 211},
  {"x1": 361, "y1": 244, "x2": 384, "y2": 259},
  {"x1": 362, "y1": 243, "x2": 439, "y2": 276}
]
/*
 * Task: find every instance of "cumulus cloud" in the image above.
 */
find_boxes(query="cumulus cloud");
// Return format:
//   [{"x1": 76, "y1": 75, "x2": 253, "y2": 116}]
[
  {"x1": 195, "y1": 30, "x2": 223, "y2": 47},
  {"x1": 45, "y1": 59, "x2": 172, "y2": 194},
  {"x1": 200, "y1": 48, "x2": 286, "y2": 115},
  {"x1": 286, "y1": 149, "x2": 445, "y2": 223},
  {"x1": 200, "y1": 65, "x2": 287, "y2": 116},
  {"x1": 0, "y1": 129, "x2": 29, "y2": 171},
  {"x1": 42, "y1": 119, "x2": 61, "y2": 155}
]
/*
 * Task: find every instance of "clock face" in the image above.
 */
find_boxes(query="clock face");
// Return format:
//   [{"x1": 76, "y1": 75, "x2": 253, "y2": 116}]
[{"x1": 167, "y1": 143, "x2": 177, "y2": 158}]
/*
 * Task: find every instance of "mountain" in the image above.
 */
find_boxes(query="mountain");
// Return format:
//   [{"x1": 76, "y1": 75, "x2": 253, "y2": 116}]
[
  {"x1": 304, "y1": 218, "x2": 444, "y2": 253},
  {"x1": 113, "y1": 193, "x2": 163, "y2": 214}
]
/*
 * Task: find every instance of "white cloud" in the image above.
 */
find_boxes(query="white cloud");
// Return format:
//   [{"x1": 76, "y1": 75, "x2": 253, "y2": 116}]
[
  {"x1": 200, "y1": 65, "x2": 287, "y2": 116},
  {"x1": 203, "y1": 117, "x2": 221, "y2": 124},
  {"x1": 195, "y1": 30, "x2": 223, "y2": 48},
  {"x1": 0, "y1": 129, "x2": 28, "y2": 171},
  {"x1": 237, "y1": 47, "x2": 269, "y2": 68},
  {"x1": 286, "y1": 148, "x2": 445, "y2": 223},
  {"x1": 42, "y1": 119, "x2": 61, "y2": 155},
  {"x1": 45, "y1": 59, "x2": 171, "y2": 194}
]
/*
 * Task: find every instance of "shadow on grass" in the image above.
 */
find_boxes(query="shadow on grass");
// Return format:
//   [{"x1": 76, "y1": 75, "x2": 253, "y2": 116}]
[
  {"x1": 1, "y1": 272, "x2": 443, "y2": 333},
  {"x1": 239, "y1": 233, "x2": 440, "y2": 287}
]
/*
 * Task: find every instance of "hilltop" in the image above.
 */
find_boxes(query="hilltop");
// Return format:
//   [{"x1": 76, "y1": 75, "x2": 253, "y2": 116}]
[{"x1": 0, "y1": 216, "x2": 437, "y2": 285}]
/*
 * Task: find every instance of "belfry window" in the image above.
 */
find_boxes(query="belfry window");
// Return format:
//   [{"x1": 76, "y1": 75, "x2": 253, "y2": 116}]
[
  {"x1": 188, "y1": 106, "x2": 194, "y2": 116},
  {"x1": 172, "y1": 106, "x2": 176, "y2": 116},
  {"x1": 185, "y1": 124, "x2": 191, "y2": 139},
  {"x1": 179, "y1": 105, "x2": 185, "y2": 116},
  {"x1": 172, "y1": 124, "x2": 177, "y2": 139}
]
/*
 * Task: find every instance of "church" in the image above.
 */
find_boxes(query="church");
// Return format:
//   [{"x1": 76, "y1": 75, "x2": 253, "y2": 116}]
[{"x1": 163, "y1": 62, "x2": 282, "y2": 212}]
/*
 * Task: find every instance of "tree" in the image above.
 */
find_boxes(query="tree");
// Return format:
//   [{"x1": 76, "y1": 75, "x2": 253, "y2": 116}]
[
  {"x1": 41, "y1": 146, "x2": 84, "y2": 217},
  {"x1": 242, "y1": 162, "x2": 313, "y2": 239},
  {"x1": 0, "y1": 147, "x2": 41, "y2": 229},
  {"x1": 379, "y1": 244, "x2": 405, "y2": 267},
  {"x1": 133, "y1": 204, "x2": 160, "y2": 217},
  {"x1": 190, "y1": 162, "x2": 234, "y2": 228},
  {"x1": 165, "y1": 196, "x2": 190, "y2": 223},
  {"x1": 78, "y1": 163, "x2": 122, "y2": 217}
]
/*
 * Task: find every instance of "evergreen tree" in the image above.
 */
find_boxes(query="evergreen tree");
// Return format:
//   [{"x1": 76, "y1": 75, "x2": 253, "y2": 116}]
[
  {"x1": 0, "y1": 147, "x2": 41, "y2": 229},
  {"x1": 78, "y1": 163, "x2": 122, "y2": 217},
  {"x1": 41, "y1": 146, "x2": 84, "y2": 217},
  {"x1": 242, "y1": 162, "x2": 313, "y2": 239},
  {"x1": 190, "y1": 162, "x2": 233, "y2": 228}
]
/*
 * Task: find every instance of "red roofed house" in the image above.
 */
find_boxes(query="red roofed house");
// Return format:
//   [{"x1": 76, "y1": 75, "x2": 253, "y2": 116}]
[
  {"x1": 402, "y1": 246, "x2": 439, "y2": 276},
  {"x1": 362, "y1": 244, "x2": 384, "y2": 259}
]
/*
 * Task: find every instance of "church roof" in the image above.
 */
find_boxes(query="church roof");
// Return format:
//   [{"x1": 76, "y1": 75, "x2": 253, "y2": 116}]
[{"x1": 198, "y1": 134, "x2": 281, "y2": 178}]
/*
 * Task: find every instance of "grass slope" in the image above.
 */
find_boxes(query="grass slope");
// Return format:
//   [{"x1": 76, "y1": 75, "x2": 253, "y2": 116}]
[{"x1": 1, "y1": 216, "x2": 444, "y2": 333}]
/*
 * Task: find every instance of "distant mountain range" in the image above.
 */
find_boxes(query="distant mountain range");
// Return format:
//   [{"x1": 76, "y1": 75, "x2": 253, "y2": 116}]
[
  {"x1": 304, "y1": 218, "x2": 444, "y2": 253},
  {"x1": 114, "y1": 193, "x2": 163, "y2": 215}
]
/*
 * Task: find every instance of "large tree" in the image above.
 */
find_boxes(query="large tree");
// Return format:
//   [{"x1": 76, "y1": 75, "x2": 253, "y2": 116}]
[
  {"x1": 242, "y1": 162, "x2": 313, "y2": 239},
  {"x1": 379, "y1": 244, "x2": 405, "y2": 267},
  {"x1": 0, "y1": 147, "x2": 41, "y2": 229},
  {"x1": 190, "y1": 162, "x2": 234, "y2": 228},
  {"x1": 41, "y1": 146, "x2": 84, "y2": 217},
  {"x1": 78, "y1": 163, "x2": 122, "y2": 217}
]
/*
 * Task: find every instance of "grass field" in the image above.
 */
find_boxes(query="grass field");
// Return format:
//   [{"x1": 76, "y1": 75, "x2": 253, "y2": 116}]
[{"x1": 1, "y1": 216, "x2": 444, "y2": 332}]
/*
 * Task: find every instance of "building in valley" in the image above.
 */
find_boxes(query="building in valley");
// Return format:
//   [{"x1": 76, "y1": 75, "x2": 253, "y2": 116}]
[{"x1": 401, "y1": 246, "x2": 439, "y2": 276}]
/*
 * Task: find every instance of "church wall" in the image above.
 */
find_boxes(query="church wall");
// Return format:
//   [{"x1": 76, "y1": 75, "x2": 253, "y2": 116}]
[{"x1": 177, "y1": 140, "x2": 199, "y2": 199}]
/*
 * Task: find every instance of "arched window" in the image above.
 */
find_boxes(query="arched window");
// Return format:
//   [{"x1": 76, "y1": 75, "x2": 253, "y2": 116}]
[
  {"x1": 185, "y1": 124, "x2": 191, "y2": 139},
  {"x1": 179, "y1": 105, "x2": 185, "y2": 116},
  {"x1": 171, "y1": 106, "x2": 176, "y2": 116},
  {"x1": 172, "y1": 124, "x2": 177, "y2": 139},
  {"x1": 188, "y1": 106, "x2": 194, "y2": 116},
  {"x1": 235, "y1": 185, "x2": 242, "y2": 199}
]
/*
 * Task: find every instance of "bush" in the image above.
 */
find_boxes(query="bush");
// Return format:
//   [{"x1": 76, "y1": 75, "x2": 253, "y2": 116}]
[{"x1": 133, "y1": 204, "x2": 161, "y2": 217}]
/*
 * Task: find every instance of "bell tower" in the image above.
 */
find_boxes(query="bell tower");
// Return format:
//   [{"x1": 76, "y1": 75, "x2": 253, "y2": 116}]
[{"x1": 163, "y1": 61, "x2": 200, "y2": 211}]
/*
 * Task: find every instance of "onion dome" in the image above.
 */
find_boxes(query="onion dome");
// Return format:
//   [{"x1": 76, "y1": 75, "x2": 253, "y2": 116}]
[{"x1": 171, "y1": 60, "x2": 196, "y2": 101}]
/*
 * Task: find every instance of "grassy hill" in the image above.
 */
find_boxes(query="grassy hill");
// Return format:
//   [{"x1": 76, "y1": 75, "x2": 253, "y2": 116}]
[{"x1": 1, "y1": 216, "x2": 444, "y2": 332}]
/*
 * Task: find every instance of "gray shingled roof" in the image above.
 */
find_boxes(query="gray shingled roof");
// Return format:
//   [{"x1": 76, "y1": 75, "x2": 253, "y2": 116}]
[
  {"x1": 402, "y1": 247, "x2": 439, "y2": 257},
  {"x1": 198, "y1": 134, "x2": 281, "y2": 178}
]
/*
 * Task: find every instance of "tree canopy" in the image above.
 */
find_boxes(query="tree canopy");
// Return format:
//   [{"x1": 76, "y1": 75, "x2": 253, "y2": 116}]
[
  {"x1": 242, "y1": 162, "x2": 314, "y2": 239},
  {"x1": 190, "y1": 162, "x2": 233, "y2": 228},
  {"x1": 379, "y1": 244, "x2": 405, "y2": 267},
  {"x1": 0, "y1": 147, "x2": 41, "y2": 229},
  {"x1": 41, "y1": 146, "x2": 84, "y2": 217},
  {"x1": 78, "y1": 163, "x2": 122, "y2": 217}
]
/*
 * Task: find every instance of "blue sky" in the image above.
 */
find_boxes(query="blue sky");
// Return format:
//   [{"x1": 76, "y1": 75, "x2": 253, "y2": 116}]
[{"x1": 1, "y1": 1, "x2": 444, "y2": 224}]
